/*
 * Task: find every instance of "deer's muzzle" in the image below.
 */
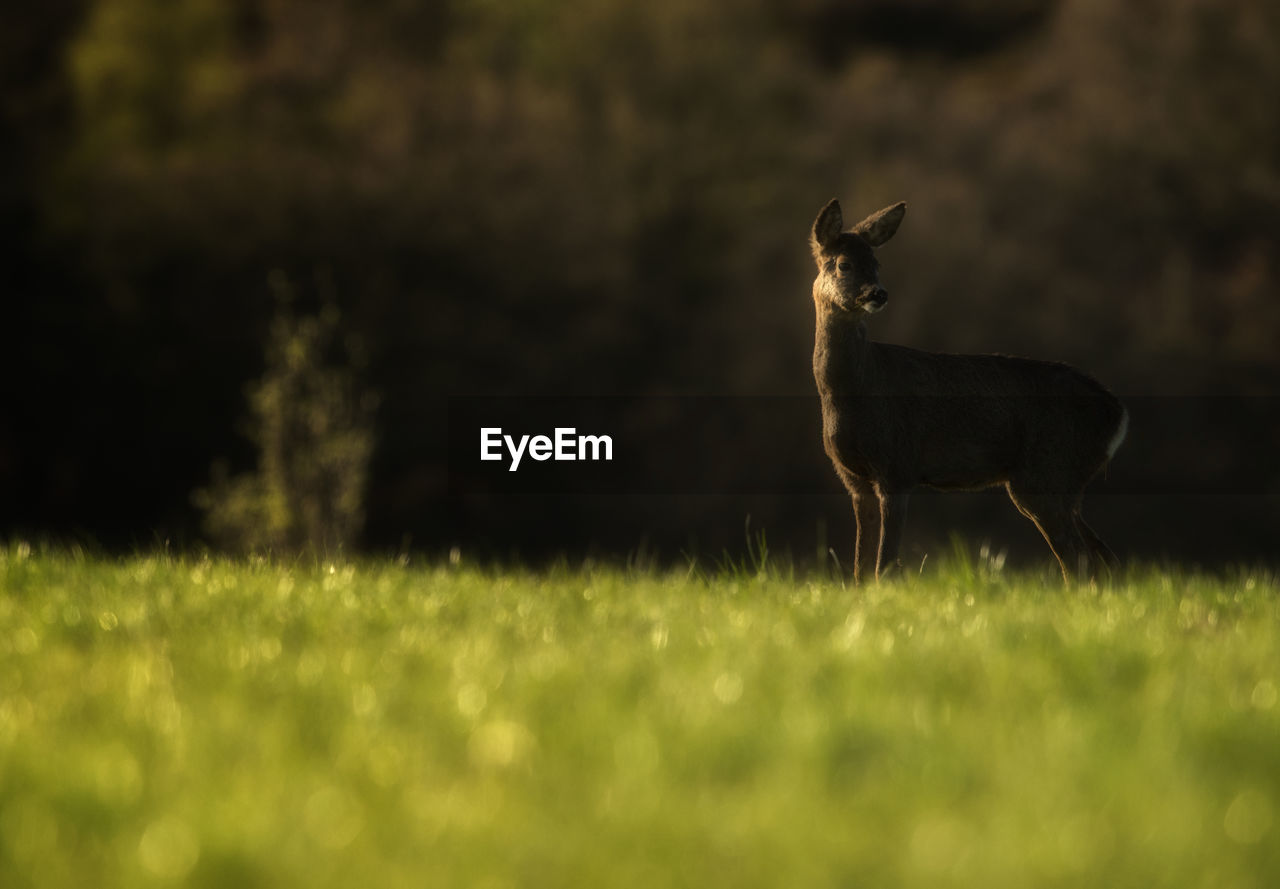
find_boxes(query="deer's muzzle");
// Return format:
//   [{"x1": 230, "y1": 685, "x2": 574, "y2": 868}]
[{"x1": 860, "y1": 286, "x2": 888, "y2": 313}]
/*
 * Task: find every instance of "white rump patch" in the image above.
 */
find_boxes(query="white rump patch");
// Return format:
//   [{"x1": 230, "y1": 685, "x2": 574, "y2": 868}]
[{"x1": 1106, "y1": 407, "x2": 1129, "y2": 460}]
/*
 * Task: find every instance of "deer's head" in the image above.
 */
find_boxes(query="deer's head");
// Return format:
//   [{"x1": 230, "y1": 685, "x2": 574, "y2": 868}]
[{"x1": 811, "y1": 199, "x2": 906, "y2": 315}]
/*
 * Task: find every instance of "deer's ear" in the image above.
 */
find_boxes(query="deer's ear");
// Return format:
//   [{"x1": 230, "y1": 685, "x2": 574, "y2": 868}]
[
  {"x1": 811, "y1": 199, "x2": 844, "y2": 255},
  {"x1": 852, "y1": 202, "x2": 906, "y2": 247}
]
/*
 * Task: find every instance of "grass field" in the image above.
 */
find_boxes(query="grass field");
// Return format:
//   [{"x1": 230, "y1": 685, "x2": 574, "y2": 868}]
[{"x1": 2, "y1": 543, "x2": 1278, "y2": 888}]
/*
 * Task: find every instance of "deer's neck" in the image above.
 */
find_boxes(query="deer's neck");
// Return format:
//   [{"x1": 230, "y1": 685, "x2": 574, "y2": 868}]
[{"x1": 813, "y1": 301, "x2": 872, "y2": 397}]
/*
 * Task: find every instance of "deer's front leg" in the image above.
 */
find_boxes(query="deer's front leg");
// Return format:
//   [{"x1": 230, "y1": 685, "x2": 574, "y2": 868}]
[
  {"x1": 875, "y1": 485, "x2": 911, "y2": 579},
  {"x1": 838, "y1": 470, "x2": 880, "y2": 584}
]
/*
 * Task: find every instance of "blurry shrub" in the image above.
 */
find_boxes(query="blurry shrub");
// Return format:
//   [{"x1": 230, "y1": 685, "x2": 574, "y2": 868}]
[{"x1": 194, "y1": 273, "x2": 377, "y2": 555}]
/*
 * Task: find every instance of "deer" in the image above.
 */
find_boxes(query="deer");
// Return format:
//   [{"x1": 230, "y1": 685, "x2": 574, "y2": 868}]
[{"x1": 810, "y1": 198, "x2": 1127, "y2": 584}]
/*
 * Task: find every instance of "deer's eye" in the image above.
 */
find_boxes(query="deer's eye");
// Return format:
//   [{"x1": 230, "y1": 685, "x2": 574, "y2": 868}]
[{"x1": 837, "y1": 260, "x2": 853, "y2": 274}]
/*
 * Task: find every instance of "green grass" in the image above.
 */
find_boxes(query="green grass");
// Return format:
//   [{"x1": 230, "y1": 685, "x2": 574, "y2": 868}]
[{"x1": 2, "y1": 544, "x2": 1279, "y2": 888}]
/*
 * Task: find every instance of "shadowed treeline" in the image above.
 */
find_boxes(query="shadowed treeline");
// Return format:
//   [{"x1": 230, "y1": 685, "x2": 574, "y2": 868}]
[{"x1": 3, "y1": 0, "x2": 1279, "y2": 565}]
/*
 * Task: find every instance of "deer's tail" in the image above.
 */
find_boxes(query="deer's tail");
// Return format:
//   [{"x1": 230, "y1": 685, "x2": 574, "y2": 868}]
[{"x1": 1105, "y1": 405, "x2": 1129, "y2": 462}]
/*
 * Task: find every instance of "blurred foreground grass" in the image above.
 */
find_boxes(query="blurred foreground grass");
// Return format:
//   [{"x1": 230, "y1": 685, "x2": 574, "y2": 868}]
[{"x1": 2, "y1": 545, "x2": 1278, "y2": 888}]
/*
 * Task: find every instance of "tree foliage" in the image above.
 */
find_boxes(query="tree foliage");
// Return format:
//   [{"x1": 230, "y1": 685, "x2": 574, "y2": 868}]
[{"x1": 5, "y1": 0, "x2": 1279, "y2": 556}]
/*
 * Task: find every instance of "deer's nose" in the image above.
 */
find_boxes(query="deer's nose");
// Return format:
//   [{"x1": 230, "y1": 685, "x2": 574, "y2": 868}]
[{"x1": 864, "y1": 286, "x2": 888, "y2": 310}]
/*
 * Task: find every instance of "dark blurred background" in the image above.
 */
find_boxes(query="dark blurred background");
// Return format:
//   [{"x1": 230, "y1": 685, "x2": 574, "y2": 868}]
[{"x1": 3, "y1": 0, "x2": 1278, "y2": 568}]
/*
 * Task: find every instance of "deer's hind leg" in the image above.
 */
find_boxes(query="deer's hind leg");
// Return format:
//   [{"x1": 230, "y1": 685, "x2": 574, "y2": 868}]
[
  {"x1": 1075, "y1": 513, "x2": 1119, "y2": 573},
  {"x1": 1006, "y1": 482, "x2": 1091, "y2": 584}
]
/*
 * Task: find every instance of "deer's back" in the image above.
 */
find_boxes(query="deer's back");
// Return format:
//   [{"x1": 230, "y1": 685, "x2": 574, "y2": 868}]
[{"x1": 819, "y1": 341, "x2": 1124, "y2": 491}]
